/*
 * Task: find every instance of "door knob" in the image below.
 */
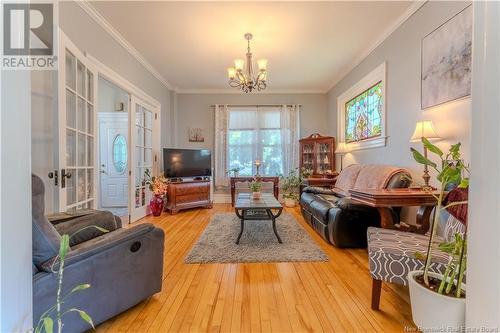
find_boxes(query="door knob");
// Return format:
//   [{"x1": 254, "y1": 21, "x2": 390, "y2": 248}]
[
  {"x1": 61, "y1": 169, "x2": 72, "y2": 188},
  {"x1": 48, "y1": 170, "x2": 58, "y2": 186}
]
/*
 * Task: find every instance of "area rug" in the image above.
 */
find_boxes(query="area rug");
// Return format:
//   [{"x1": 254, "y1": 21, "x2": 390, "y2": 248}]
[{"x1": 185, "y1": 212, "x2": 329, "y2": 264}]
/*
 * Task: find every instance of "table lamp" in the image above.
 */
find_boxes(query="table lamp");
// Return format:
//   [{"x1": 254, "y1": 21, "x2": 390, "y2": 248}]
[
  {"x1": 335, "y1": 142, "x2": 350, "y2": 171},
  {"x1": 410, "y1": 120, "x2": 441, "y2": 189},
  {"x1": 254, "y1": 160, "x2": 261, "y2": 177}
]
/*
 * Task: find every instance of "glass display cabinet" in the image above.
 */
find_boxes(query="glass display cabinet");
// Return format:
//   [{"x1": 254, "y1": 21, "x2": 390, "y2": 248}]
[{"x1": 299, "y1": 133, "x2": 336, "y2": 176}]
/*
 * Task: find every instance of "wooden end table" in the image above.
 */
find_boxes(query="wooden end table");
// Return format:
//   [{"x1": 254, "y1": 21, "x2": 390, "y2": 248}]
[
  {"x1": 349, "y1": 188, "x2": 439, "y2": 234},
  {"x1": 234, "y1": 193, "x2": 283, "y2": 244}
]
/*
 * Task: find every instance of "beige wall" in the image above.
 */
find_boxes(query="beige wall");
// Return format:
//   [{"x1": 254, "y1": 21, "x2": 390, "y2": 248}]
[
  {"x1": 327, "y1": 1, "x2": 471, "y2": 184},
  {"x1": 174, "y1": 93, "x2": 329, "y2": 150}
]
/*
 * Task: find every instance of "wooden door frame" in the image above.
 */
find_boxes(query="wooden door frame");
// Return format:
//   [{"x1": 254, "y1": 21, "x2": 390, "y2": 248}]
[{"x1": 87, "y1": 54, "x2": 161, "y2": 223}]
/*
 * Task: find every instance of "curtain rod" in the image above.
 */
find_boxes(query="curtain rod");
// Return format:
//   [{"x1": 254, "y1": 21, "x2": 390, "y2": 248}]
[{"x1": 210, "y1": 104, "x2": 301, "y2": 107}]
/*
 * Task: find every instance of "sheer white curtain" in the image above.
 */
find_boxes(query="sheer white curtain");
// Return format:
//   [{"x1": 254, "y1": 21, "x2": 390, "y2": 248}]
[
  {"x1": 281, "y1": 104, "x2": 300, "y2": 176},
  {"x1": 214, "y1": 104, "x2": 229, "y2": 188}
]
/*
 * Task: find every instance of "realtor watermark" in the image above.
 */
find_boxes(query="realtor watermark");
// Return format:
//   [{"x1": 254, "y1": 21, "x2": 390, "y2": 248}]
[
  {"x1": 2, "y1": 2, "x2": 57, "y2": 70},
  {"x1": 404, "y1": 326, "x2": 500, "y2": 332}
]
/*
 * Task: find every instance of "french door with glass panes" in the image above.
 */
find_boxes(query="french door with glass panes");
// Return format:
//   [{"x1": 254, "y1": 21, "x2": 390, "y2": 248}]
[
  {"x1": 130, "y1": 96, "x2": 155, "y2": 222},
  {"x1": 58, "y1": 35, "x2": 97, "y2": 211}
]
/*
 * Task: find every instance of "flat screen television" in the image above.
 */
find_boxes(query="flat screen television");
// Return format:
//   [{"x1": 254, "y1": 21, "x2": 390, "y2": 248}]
[{"x1": 163, "y1": 148, "x2": 212, "y2": 178}]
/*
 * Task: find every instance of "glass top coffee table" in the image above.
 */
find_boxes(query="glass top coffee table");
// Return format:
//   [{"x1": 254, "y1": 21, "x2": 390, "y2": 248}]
[{"x1": 234, "y1": 193, "x2": 283, "y2": 244}]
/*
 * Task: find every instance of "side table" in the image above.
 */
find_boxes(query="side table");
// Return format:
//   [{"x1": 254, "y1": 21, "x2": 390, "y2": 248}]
[{"x1": 349, "y1": 188, "x2": 439, "y2": 234}]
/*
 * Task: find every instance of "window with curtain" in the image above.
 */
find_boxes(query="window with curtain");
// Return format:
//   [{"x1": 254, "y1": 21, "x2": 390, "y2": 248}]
[
  {"x1": 214, "y1": 105, "x2": 300, "y2": 188},
  {"x1": 228, "y1": 107, "x2": 283, "y2": 176}
]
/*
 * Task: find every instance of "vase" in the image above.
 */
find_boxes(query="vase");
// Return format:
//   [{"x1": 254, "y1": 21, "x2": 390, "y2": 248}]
[
  {"x1": 251, "y1": 192, "x2": 262, "y2": 200},
  {"x1": 284, "y1": 198, "x2": 296, "y2": 208},
  {"x1": 150, "y1": 195, "x2": 164, "y2": 216},
  {"x1": 408, "y1": 270, "x2": 466, "y2": 330}
]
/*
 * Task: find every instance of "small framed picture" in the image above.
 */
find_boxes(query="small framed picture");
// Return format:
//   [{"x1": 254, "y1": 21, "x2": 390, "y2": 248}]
[{"x1": 188, "y1": 127, "x2": 204, "y2": 142}]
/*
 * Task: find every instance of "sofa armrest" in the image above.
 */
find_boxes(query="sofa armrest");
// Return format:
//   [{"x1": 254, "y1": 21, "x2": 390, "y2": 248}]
[
  {"x1": 41, "y1": 223, "x2": 163, "y2": 272},
  {"x1": 303, "y1": 186, "x2": 335, "y2": 195},
  {"x1": 336, "y1": 197, "x2": 399, "y2": 222},
  {"x1": 53, "y1": 211, "x2": 122, "y2": 246}
]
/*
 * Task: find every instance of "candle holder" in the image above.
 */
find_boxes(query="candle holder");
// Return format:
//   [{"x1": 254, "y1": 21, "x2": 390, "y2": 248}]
[{"x1": 254, "y1": 160, "x2": 261, "y2": 177}]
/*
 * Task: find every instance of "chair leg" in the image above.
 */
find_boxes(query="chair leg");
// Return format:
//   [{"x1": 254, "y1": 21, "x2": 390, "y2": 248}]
[{"x1": 371, "y1": 278, "x2": 382, "y2": 310}]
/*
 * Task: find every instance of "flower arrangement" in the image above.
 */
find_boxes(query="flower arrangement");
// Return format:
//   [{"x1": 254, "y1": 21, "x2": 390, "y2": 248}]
[
  {"x1": 144, "y1": 169, "x2": 169, "y2": 196},
  {"x1": 148, "y1": 175, "x2": 169, "y2": 196}
]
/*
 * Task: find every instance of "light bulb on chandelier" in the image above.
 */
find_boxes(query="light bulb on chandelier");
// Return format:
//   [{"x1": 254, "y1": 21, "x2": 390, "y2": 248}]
[{"x1": 227, "y1": 33, "x2": 267, "y2": 93}]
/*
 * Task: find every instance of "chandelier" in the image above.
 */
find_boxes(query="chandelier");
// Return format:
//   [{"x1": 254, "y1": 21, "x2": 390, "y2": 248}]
[{"x1": 227, "y1": 33, "x2": 267, "y2": 93}]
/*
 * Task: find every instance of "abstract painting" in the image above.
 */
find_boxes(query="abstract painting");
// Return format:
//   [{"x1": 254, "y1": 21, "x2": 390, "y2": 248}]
[
  {"x1": 188, "y1": 127, "x2": 204, "y2": 142},
  {"x1": 421, "y1": 5, "x2": 472, "y2": 109}
]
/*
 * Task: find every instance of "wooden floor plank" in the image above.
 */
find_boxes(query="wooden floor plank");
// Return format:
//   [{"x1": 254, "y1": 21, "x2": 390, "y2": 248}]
[{"x1": 95, "y1": 204, "x2": 415, "y2": 332}]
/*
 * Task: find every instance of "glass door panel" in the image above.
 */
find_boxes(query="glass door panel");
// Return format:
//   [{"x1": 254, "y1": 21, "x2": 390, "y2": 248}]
[
  {"x1": 130, "y1": 98, "x2": 154, "y2": 222},
  {"x1": 59, "y1": 40, "x2": 97, "y2": 212}
]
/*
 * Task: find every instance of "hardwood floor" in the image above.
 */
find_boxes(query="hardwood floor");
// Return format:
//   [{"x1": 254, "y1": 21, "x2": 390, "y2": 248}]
[{"x1": 96, "y1": 204, "x2": 415, "y2": 332}]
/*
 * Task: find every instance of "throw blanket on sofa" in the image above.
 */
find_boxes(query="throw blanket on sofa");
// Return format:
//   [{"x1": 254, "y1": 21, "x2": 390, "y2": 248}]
[{"x1": 336, "y1": 164, "x2": 408, "y2": 192}]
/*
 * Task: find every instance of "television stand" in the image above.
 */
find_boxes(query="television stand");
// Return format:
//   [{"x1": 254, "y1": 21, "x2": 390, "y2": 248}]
[{"x1": 165, "y1": 179, "x2": 212, "y2": 215}]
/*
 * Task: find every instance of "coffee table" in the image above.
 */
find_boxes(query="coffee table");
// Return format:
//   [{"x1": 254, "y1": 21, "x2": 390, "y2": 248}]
[{"x1": 234, "y1": 193, "x2": 283, "y2": 244}]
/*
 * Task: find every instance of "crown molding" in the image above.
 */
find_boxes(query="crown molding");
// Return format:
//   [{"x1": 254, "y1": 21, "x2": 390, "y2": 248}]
[
  {"x1": 175, "y1": 88, "x2": 327, "y2": 94},
  {"x1": 75, "y1": 0, "x2": 175, "y2": 91},
  {"x1": 326, "y1": 0, "x2": 427, "y2": 92}
]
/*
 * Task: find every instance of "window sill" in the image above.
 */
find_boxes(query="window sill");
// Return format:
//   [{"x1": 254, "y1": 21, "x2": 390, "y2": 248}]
[{"x1": 346, "y1": 136, "x2": 387, "y2": 152}]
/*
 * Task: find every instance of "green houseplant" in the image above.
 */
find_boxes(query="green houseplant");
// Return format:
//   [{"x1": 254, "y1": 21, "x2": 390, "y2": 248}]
[
  {"x1": 226, "y1": 167, "x2": 242, "y2": 177},
  {"x1": 408, "y1": 138, "x2": 469, "y2": 329},
  {"x1": 35, "y1": 226, "x2": 108, "y2": 333},
  {"x1": 248, "y1": 179, "x2": 262, "y2": 200},
  {"x1": 280, "y1": 169, "x2": 303, "y2": 207}
]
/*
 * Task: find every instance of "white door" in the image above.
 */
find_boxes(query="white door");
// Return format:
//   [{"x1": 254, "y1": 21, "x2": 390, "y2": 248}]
[
  {"x1": 130, "y1": 97, "x2": 157, "y2": 222},
  {"x1": 99, "y1": 113, "x2": 128, "y2": 208},
  {"x1": 57, "y1": 34, "x2": 97, "y2": 211}
]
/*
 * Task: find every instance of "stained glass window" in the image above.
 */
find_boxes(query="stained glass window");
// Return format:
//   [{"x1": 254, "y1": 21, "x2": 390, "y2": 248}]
[{"x1": 345, "y1": 81, "x2": 383, "y2": 143}]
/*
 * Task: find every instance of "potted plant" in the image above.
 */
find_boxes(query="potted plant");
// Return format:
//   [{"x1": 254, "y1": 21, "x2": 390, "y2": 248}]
[
  {"x1": 145, "y1": 170, "x2": 169, "y2": 216},
  {"x1": 248, "y1": 179, "x2": 262, "y2": 200},
  {"x1": 226, "y1": 167, "x2": 242, "y2": 177},
  {"x1": 300, "y1": 167, "x2": 313, "y2": 179},
  {"x1": 408, "y1": 138, "x2": 469, "y2": 330},
  {"x1": 280, "y1": 169, "x2": 302, "y2": 207}
]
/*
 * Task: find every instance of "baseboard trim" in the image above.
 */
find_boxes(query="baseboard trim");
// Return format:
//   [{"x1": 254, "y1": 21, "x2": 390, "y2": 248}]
[{"x1": 213, "y1": 194, "x2": 231, "y2": 204}]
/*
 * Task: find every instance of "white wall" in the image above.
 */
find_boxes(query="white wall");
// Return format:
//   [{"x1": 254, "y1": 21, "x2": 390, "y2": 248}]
[
  {"x1": 175, "y1": 93, "x2": 329, "y2": 150},
  {"x1": 98, "y1": 77, "x2": 129, "y2": 114},
  {"x1": 59, "y1": 1, "x2": 172, "y2": 147},
  {"x1": 1, "y1": 71, "x2": 33, "y2": 331},
  {"x1": 327, "y1": 1, "x2": 471, "y2": 184}
]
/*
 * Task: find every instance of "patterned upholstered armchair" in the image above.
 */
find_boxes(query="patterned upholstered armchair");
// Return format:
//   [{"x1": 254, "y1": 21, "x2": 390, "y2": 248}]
[{"x1": 367, "y1": 210, "x2": 466, "y2": 310}]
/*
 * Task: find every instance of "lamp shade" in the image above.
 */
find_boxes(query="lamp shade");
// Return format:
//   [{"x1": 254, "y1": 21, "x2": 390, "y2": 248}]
[
  {"x1": 410, "y1": 120, "x2": 441, "y2": 142},
  {"x1": 335, "y1": 142, "x2": 349, "y2": 154}
]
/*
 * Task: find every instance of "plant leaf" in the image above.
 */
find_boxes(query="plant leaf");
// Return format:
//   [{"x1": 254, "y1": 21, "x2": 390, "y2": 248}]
[
  {"x1": 78, "y1": 310, "x2": 95, "y2": 329},
  {"x1": 67, "y1": 309, "x2": 95, "y2": 329},
  {"x1": 458, "y1": 178, "x2": 469, "y2": 188},
  {"x1": 71, "y1": 284, "x2": 91, "y2": 293},
  {"x1": 449, "y1": 143, "x2": 462, "y2": 160},
  {"x1": 43, "y1": 317, "x2": 53, "y2": 333},
  {"x1": 59, "y1": 234, "x2": 70, "y2": 260},
  {"x1": 422, "y1": 137, "x2": 443, "y2": 157},
  {"x1": 410, "y1": 148, "x2": 437, "y2": 168}
]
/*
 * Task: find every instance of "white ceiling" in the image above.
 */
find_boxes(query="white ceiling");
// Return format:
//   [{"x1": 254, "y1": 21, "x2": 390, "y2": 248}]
[{"x1": 89, "y1": 1, "x2": 416, "y2": 92}]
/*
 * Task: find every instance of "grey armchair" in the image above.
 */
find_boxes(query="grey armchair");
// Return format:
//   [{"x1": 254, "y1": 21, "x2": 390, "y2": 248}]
[{"x1": 32, "y1": 175, "x2": 165, "y2": 332}]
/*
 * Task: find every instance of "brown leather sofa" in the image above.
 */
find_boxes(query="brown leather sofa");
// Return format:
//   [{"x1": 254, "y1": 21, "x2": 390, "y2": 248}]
[{"x1": 300, "y1": 164, "x2": 412, "y2": 248}]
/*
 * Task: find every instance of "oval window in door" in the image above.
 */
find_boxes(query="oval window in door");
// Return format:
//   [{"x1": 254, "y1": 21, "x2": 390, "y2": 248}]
[{"x1": 112, "y1": 134, "x2": 127, "y2": 174}]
